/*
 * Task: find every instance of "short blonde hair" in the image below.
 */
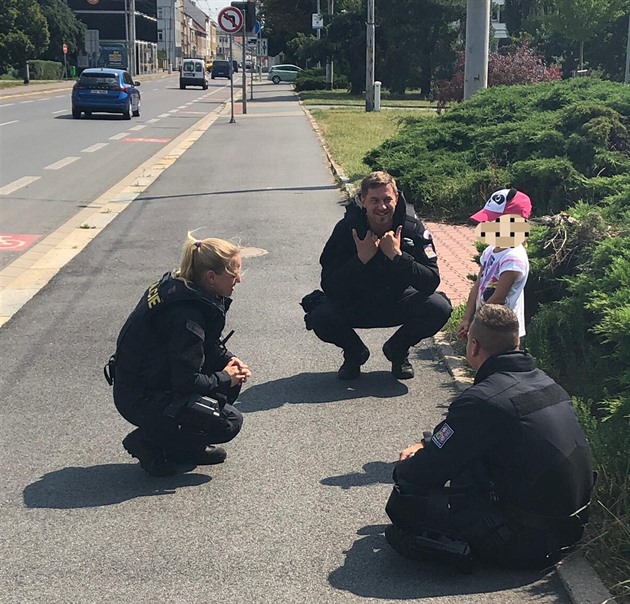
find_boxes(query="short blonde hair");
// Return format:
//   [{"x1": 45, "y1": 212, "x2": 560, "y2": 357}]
[{"x1": 177, "y1": 233, "x2": 240, "y2": 286}]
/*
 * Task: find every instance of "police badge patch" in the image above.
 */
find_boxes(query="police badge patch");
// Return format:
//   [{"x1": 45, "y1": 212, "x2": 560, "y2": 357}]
[{"x1": 432, "y1": 423, "x2": 454, "y2": 448}]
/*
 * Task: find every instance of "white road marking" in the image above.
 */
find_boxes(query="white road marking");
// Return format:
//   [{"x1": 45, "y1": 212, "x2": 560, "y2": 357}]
[
  {"x1": 129, "y1": 124, "x2": 146, "y2": 131},
  {"x1": 0, "y1": 120, "x2": 18, "y2": 127},
  {"x1": 1, "y1": 103, "x2": 14, "y2": 107},
  {"x1": 51, "y1": 109, "x2": 65, "y2": 115},
  {"x1": 0, "y1": 176, "x2": 41, "y2": 195},
  {"x1": 158, "y1": 113, "x2": 170, "y2": 118},
  {"x1": 109, "y1": 132, "x2": 129, "y2": 140},
  {"x1": 82, "y1": 142, "x2": 109, "y2": 153},
  {"x1": 178, "y1": 105, "x2": 188, "y2": 109},
  {"x1": 20, "y1": 100, "x2": 34, "y2": 104},
  {"x1": 169, "y1": 109, "x2": 179, "y2": 113},
  {"x1": 146, "y1": 118, "x2": 159, "y2": 123},
  {"x1": 44, "y1": 156, "x2": 80, "y2": 170}
]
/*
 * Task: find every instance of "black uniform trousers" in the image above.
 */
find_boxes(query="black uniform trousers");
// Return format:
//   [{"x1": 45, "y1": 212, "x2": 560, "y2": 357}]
[
  {"x1": 118, "y1": 385, "x2": 243, "y2": 455},
  {"x1": 306, "y1": 288, "x2": 452, "y2": 362},
  {"x1": 385, "y1": 478, "x2": 585, "y2": 570}
]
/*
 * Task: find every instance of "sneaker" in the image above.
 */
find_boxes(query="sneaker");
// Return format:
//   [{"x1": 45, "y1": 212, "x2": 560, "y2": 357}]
[
  {"x1": 337, "y1": 346, "x2": 370, "y2": 380},
  {"x1": 169, "y1": 445, "x2": 227, "y2": 465},
  {"x1": 122, "y1": 429, "x2": 177, "y2": 477},
  {"x1": 382, "y1": 342, "x2": 415, "y2": 379}
]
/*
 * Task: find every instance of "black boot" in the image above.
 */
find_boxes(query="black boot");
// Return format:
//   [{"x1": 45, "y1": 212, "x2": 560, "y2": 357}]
[
  {"x1": 382, "y1": 341, "x2": 414, "y2": 379},
  {"x1": 168, "y1": 445, "x2": 227, "y2": 465},
  {"x1": 122, "y1": 429, "x2": 177, "y2": 477},
  {"x1": 337, "y1": 346, "x2": 370, "y2": 380}
]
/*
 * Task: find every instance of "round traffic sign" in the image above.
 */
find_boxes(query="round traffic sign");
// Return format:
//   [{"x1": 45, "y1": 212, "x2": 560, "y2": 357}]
[
  {"x1": 218, "y1": 6, "x2": 243, "y2": 34},
  {"x1": 254, "y1": 20, "x2": 261, "y2": 35}
]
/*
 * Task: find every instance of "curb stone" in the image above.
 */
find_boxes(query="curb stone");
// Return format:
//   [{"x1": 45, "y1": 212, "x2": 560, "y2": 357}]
[{"x1": 301, "y1": 100, "x2": 618, "y2": 604}]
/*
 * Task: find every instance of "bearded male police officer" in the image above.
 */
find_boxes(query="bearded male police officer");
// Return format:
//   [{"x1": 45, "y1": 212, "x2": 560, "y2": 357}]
[
  {"x1": 385, "y1": 304, "x2": 594, "y2": 569},
  {"x1": 302, "y1": 171, "x2": 452, "y2": 380}
]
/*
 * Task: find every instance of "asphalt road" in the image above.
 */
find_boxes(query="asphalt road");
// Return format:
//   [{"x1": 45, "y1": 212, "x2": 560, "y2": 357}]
[{"x1": 0, "y1": 81, "x2": 573, "y2": 603}]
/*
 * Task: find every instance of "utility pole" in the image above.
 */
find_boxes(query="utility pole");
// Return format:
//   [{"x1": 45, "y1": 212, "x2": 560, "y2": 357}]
[
  {"x1": 625, "y1": 8, "x2": 630, "y2": 84},
  {"x1": 463, "y1": 0, "x2": 490, "y2": 100},
  {"x1": 129, "y1": 0, "x2": 137, "y2": 75},
  {"x1": 365, "y1": 0, "x2": 375, "y2": 111},
  {"x1": 325, "y1": 0, "x2": 334, "y2": 90}
]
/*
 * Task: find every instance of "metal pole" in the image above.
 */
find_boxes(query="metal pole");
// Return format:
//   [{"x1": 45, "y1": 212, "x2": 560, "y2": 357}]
[
  {"x1": 463, "y1": 0, "x2": 490, "y2": 100},
  {"x1": 325, "y1": 0, "x2": 334, "y2": 90},
  {"x1": 625, "y1": 8, "x2": 630, "y2": 84},
  {"x1": 241, "y1": 12, "x2": 247, "y2": 114},
  {"x1": 124, "y1": 0, "x2": 130, "y2": 70},
  {"x1": 229, "y1": 34, "x2": 236, "y2": 123},
  {"x1": 366, "y1": 0, "x2": 374, "y2": 111},
  {"x1": 129, "y1": 0, "x2": 137, "y2": 75}
]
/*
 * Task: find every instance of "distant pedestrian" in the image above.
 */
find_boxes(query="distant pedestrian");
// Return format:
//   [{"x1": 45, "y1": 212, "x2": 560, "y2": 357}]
[
  {"x1": 301, "y1": 171, "x2": 452, "y2": 380},
  {"x1": 386, "y1": 304, "x2": 594, "y2": 570},
  {"x1": 456, "y1": 188, "x2": 531, "y2": 340},
  {"x1": 105, "y1": 234, "x2": 250, "y2": 477}
]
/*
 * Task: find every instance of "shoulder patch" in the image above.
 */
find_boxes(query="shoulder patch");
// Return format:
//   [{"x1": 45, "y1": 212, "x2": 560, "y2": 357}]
[
  {"x1": 432, "y1": 423, "x2": 454, "y2": 448},
  {"x1": 424, "y1": 244, "x2": 437, "y2": 259}
]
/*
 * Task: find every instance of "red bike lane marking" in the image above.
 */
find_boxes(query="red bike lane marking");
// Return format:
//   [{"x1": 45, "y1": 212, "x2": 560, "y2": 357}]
[{"x1": 0, "y1": 234, "x2": 41, "y2": 251}]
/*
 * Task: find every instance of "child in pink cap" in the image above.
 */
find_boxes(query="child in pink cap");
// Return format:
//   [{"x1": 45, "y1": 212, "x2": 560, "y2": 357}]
[{"x1": 457, "y1": 188, "x2": 532, "y2": 340}]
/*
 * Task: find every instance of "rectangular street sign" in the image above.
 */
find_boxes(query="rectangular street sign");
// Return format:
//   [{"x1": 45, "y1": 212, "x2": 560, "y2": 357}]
[{"x1": 257, "y1": 38, "x2": 268, "y2": 56}]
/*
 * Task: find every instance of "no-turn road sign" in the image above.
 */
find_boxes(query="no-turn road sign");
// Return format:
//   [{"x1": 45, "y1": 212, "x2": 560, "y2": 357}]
[{"x1": 218, "y1": 6, "x2": 243, "y2": 34}]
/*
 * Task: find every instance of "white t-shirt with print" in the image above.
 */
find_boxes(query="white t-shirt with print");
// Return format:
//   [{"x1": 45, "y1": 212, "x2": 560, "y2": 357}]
[{"x1": 476, "y1": 244, "x2": 530, "y2": 337}]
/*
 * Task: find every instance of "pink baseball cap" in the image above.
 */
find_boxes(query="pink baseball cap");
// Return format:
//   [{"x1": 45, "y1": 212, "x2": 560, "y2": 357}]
[{"x1": 470, "y1": 188, "x2": 532, "y2": 223}]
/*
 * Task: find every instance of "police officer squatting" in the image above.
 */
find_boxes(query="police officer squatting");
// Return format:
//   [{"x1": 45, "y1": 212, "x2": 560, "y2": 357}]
[
  {"x1": 302, "y1": 171, "x2": 453, "y2": 380},
  {"x1": 105, "y1": 235, "x2": 250, "y2": 477},
  {"x1": 385, "y1": 304, "x2": 595, "y2": 571}
]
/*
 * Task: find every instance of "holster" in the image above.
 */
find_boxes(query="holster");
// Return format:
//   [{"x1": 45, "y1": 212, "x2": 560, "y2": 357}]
[{"x1": 103, "y1": 354, "x2": 116, "y2": 386}]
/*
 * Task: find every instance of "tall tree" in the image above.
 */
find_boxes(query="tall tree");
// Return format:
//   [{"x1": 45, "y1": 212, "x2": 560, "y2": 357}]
[
  {"x1": 37, "y1": 0, "x2": 86, "y2": 62},
  {"x1": 544, "y1": 0, "x2": 624, "y2": 69},
  {"x1": 0, "y1": 0, "x2": 49, "y2": 72}
]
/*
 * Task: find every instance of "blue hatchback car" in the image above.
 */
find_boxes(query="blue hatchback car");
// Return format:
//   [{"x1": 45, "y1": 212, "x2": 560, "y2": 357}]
[{"x1": 72, "y1": 68, "x2": 141, "y2": 120}]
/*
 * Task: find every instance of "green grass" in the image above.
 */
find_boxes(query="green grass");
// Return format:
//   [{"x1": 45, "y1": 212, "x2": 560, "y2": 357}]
[
  {"x1": 0, "y1": 79, "x2": 66, "y2": 89},
  {"x1": 308, "y1": 106, "x2": 434, "y2": 190},
  {"x1": 300, "y1": 88, "x2": 438, "y2": 109}
]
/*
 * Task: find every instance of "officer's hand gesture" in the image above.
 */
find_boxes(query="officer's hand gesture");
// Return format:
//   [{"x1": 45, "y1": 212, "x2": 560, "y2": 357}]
[
  {"x1": 225, "y1": 357, "x2": 251, "y2": 386},
  {"x1": 399, "y1": 442, "x2": 424, "y2": 461},
  {"x1": 352, "y1": 228, "x2": 380, "y2": 264},
  {"x1": 379, "y1": 226, "x2": 403, "y2": 260}
]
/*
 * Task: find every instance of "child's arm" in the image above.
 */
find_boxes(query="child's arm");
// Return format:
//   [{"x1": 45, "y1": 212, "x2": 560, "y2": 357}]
[
  {"x1": 484, "y1": 270, "x2": 520, "y2": 304},
  {"x1": 456, "y1": 268, "x2": 482, "y2": 340}
]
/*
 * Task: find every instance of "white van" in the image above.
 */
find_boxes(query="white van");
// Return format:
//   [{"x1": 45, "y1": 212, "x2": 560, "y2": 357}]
[{"x1": 179, "y1": 58, "x2": 208, "y2": 90}]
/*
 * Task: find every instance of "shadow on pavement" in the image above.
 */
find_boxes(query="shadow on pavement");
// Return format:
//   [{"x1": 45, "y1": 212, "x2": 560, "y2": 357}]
[
  {"x1": 236, "y1": 371, "x2": 408, "y2": 413},
  {"x1": 321, "y1": 460, "x2": 397, "y2": 489},
  {"x1": 23, "y1": 464, "x2": 211, "y2": 509},
  {"x1": 328, "y1": 524, "x2": 560, "y2": 600}
]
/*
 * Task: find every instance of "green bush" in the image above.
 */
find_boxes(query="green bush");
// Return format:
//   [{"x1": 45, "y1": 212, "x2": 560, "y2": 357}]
[
  {"x1": 28, "y1": 60, "x2": 63, "y2": 80},
  {"x1": 364, "y1": 78, "x2": 630, "y2": 221},
  {"x1": 295, "y1": 67, "x2": 349, "y2": 92}
]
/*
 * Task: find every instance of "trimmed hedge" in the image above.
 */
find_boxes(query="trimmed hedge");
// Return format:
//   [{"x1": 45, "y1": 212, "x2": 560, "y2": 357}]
[
  {"x1": 28, "y1": 60, "x2": 63, "y2": 80},
  {"x1": 364, "y1": 78, "x2": 630, "y2": 222},
  {"x1": 295, "y1": 67, "x2": 349, "y2": 92}
]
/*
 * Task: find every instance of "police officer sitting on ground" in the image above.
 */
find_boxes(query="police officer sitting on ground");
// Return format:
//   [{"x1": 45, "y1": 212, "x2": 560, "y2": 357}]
[
  {"x1": 302, "y1": 171, "x2": 452, "y2": 380},
  {"x1": 385, "y1": 304, "x2": 594, "y2": 569},
  {"x1": 106, "y1": 234, "x2": 250, "y2": 477}
]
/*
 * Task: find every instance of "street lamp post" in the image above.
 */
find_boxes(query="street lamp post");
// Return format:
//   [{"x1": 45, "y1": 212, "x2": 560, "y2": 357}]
[{"x1": 365, "y1": 0, "x2": 374, "y2": 111}]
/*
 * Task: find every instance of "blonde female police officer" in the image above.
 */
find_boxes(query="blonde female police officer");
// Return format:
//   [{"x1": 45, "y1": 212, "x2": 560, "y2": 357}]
[{"x1": 107, "y1": 235, "x2": 250, "y2": 477}]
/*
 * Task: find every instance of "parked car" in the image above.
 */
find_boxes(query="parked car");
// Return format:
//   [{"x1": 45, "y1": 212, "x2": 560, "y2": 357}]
[
  {"x1": 267, "y1": 64, "x2": 303, "y2": 84},
  {"x1": 71, "y1": 67, "x2": 140, "y2": 119},
  {"x1": 211, "y1": 60, "x2": 232, "y2": 80},
  {"x1": 179, "y1": 58, "x2": 208, "y2": 89}
]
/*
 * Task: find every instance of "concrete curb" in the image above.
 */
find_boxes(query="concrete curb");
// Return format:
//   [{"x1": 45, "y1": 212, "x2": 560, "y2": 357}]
[{"x1": 300, "y1": 101, "x2": 618, "y2": 604}]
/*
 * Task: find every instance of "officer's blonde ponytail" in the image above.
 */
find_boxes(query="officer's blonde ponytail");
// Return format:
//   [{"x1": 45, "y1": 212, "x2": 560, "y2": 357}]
[{"x1": 177, "y1": 233, "x2": 240, "y2": 286}]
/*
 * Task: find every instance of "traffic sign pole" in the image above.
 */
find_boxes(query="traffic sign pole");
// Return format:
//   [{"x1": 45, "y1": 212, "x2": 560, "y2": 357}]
[
  {"x1": 229, "y1": 35, "x2": 235, "y2": 123},
  {"x1": 241, "y1": 8, "x2": 247, "y2": 114}
]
